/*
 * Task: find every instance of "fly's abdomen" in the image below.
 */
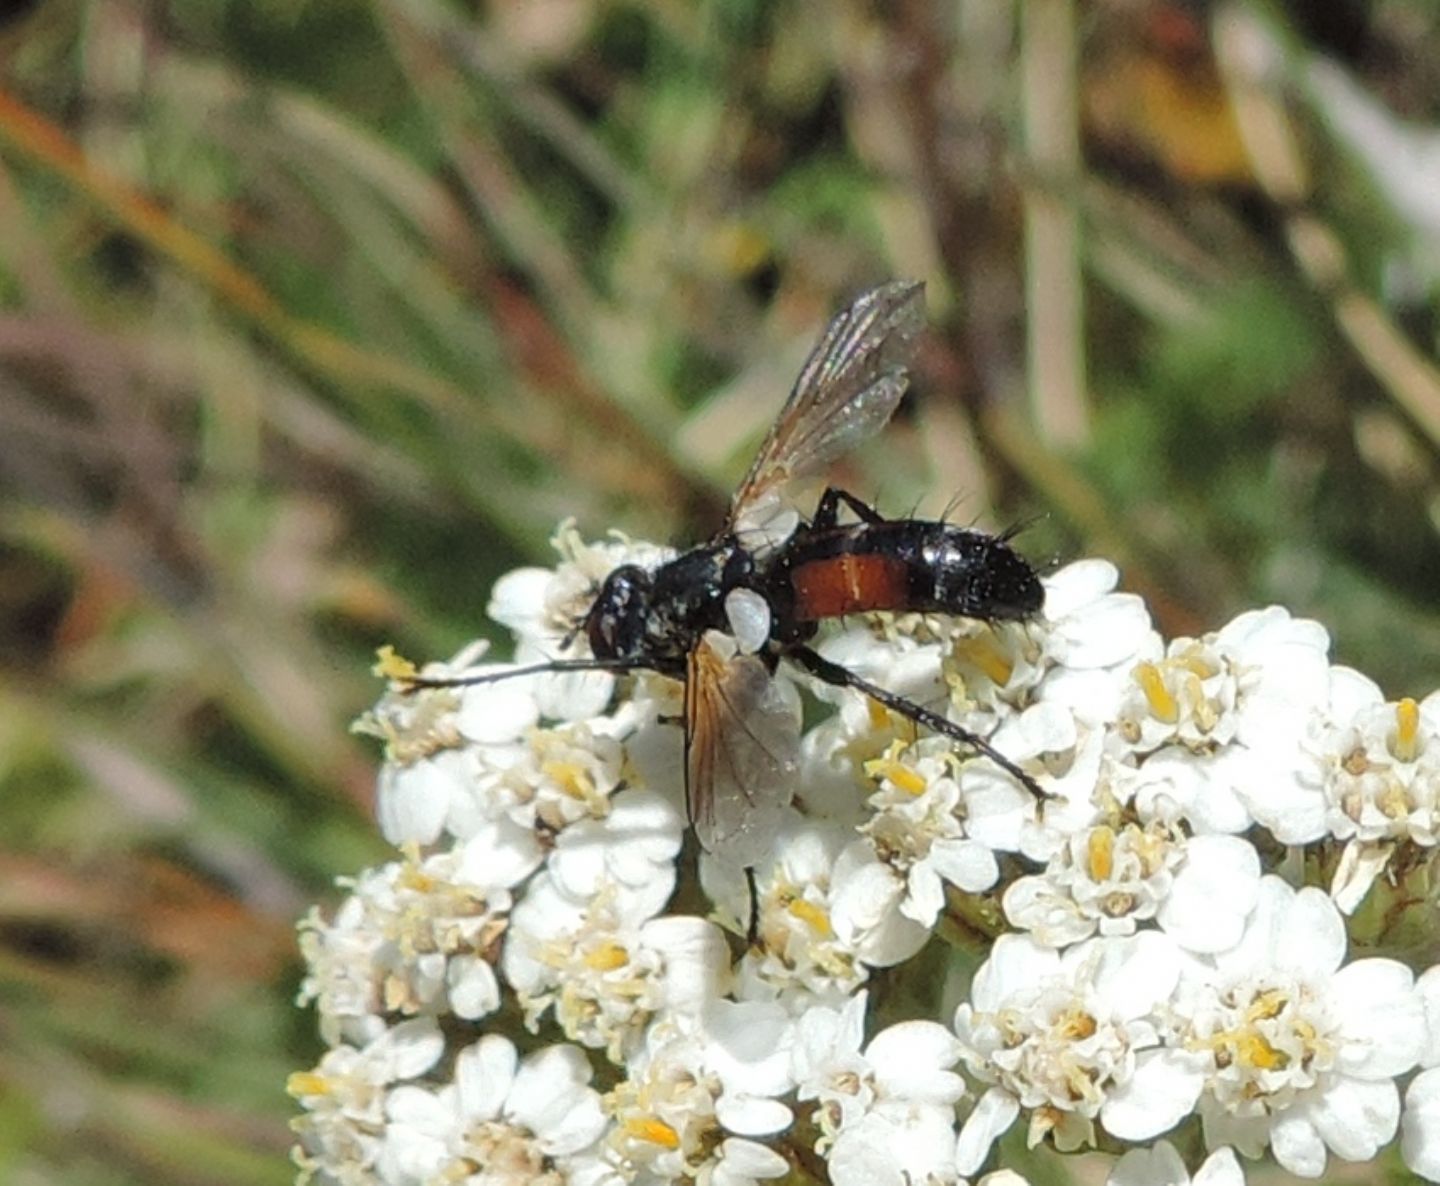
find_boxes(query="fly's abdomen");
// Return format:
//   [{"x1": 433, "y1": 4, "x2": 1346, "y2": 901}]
[
  {"x1": 789, "y1": 550, "x2": 912, "y2": 618},
  {"x1": 922, "y1": 525, "x2": 1044, "y2": 620},
  {"x1": 778, "y1": 521, "x2": 1043, "y2": 624}
]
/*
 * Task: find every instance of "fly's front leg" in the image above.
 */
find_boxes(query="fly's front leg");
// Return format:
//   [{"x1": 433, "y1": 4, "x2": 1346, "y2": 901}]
[{"x1": 812, "y1": 486, "x2": 886, "y2": 529}]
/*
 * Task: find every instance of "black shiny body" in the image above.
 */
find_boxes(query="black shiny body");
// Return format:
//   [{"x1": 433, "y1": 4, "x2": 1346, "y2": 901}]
[{"x1": 583, "y1": 488, "x2": 1043, "y2": 673}]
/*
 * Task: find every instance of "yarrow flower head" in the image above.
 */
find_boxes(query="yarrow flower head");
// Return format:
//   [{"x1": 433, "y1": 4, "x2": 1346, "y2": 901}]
[
  {"x1": 1168, "y1": 876, "x2": 1425, "y2": 1178},
  {"x1": 1002, "y1": 784, "x2": 1262, "y2": 953},
  {"x1": 859, "y1": 735, "x2": 1031, "y2": 927},
  {"x1": 952, "y1": 931, "x2": 1197, "y2": 1168},
  {"x1": 297, "y1": 843, "x2": 520, "y2": 1042},
  {"x1": 1251, "y1": 666, "x2": 1440, "y2": 912},
  {"x1": 704, "y1": 816, "x2": 929, "y2": 1010},
  {"x1": 790, "y1": 990, "x2": 972, "y2": 1185},
  {"x1": 292, "y1": 521, "x2": 1439, "y2": 1186},
  {"x1": 377, "y1": 1033, "x2": 609, "y2": 1186}
]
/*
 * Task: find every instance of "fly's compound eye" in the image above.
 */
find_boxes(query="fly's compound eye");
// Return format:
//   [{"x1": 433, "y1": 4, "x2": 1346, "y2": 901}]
[{"x1": 585, "y1": 565, "x2": 652, "y2": 660}]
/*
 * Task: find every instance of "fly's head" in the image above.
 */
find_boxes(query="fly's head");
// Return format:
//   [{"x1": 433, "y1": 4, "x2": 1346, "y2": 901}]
[{"x1": 583, "y1": 564, "x2": 654, "y2": 661}]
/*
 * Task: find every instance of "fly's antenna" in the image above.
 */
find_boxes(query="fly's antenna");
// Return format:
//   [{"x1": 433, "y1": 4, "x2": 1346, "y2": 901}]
[
  {"x1": 402, "y1": 658, "x2": 632, "y2": 692},
  {"x1": 377, "y1": 648, "x2": 649, "y2": 694}
]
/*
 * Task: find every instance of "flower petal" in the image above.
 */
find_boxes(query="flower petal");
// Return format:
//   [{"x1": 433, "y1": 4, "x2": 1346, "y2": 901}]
[
  {"x1": 1101, "y1": 1048, "x2": 1204, "y2": 1141},
  {"x1": 1268, "y1": 1110, "x2": 1326, "y2": 1179},
  {"x1": 1305, "y1": 1076, "x2": 1399, "y2": 1163},
  {"x1": 930, "y1": 837, "x2": 999, "y2": 894},
  {"x1": 717, "y1": 1137, "x2": 790, "y2": 1180},
  {"x1": 455, "y1": 1034, "x2": 516, "y2": 1123},
  {"x1": 1106, "y1": 1140, "x2": 1188, "y2": 1186},
  {"x1": 1158, "y1": 835, "x2": 1259, "y2": 954},
  {"x1": 954, "y1": 1087, "x2": 1018, "y2": 1176},
  {"x1": 1402, "y1": 1067, "x2": 1440, "y2": 1180},
  {"x1": 1274, "y1": 885, "x2": 1345, "y2": 981},
  {"x1": 1331, "y1": 958, "x2": 1424, "y2": 1079},
  {"x1": 1191, "y1": 1148, "x2": 1246, "y2": 1186}
]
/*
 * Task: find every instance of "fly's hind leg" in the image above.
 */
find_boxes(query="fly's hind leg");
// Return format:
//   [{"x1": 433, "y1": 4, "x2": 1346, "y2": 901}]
[
  {"x1": 813, "y1": 486, "x2": 887, "y2": 529},
  {"x1": 787, "y1": 645, "x2": 1047, "y2": 799}
]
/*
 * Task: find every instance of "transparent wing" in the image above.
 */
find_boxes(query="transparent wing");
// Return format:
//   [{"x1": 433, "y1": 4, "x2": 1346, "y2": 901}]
[
  {"x1": 730, "y1": 280, "x2": 926, "y2": 527},
  {"x1": 685, "y1": 635, "x2": 799, "y2": 867}
]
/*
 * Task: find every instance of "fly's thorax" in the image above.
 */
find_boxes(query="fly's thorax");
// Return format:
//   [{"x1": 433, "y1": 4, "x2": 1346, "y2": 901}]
[
  {"x1": 643, "y1": 540, "x2": 756, "y2": 653},
  {"x1": 583, "y1": 540, "x2": 773, "y2": 671}
]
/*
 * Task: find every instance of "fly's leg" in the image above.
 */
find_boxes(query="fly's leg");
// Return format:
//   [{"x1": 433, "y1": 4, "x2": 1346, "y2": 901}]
[
  {"x1": 787, "y1": 645, "x2": 1047, "y2": 798},
  {"x1": 745, "y1": 866, "x2": 761, "y2": 948},
  {"x1": 812, "y1": 486, "x2": 887, "y2": 529}
]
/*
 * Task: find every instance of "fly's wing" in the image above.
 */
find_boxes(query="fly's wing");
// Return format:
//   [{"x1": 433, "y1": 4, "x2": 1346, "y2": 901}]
[
  {"x1": 685, "y1": 634, "x2": 799, "y2": 867},
  {"x1": 730, "y1": 280, "x2": 926, "y2": 533}
]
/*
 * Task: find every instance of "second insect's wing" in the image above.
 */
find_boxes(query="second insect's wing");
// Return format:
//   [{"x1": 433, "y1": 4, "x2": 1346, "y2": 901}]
[
  {"x1": 731, "y1": 280, "x2": 927, "y2": 533},
  {"x1": 685, "y1": 634, "x2": 799, "y2": 868}
]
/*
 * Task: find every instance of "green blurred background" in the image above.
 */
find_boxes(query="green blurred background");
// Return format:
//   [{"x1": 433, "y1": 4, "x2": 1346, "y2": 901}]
[{"x1": 0, "y1": 0, "x2": 1437, "y2": 1182}]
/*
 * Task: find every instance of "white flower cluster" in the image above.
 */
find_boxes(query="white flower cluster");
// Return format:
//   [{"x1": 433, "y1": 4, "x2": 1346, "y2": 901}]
[{"x1": 290, "y1": 523, "x2": 1440, "y2": 1186}]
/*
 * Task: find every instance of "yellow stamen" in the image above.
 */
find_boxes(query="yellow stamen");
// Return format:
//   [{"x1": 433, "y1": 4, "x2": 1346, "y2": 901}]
[
  {"x1": 542, "y1": 760, "x2": 593, "y2": 800},
  {"x1": 887, "y1": 765, "x2": 933, "y2": 794},
  {"x1": 1178, "y1": 652, "x2": 1219, "y2": 680},
  {"x1": 1236, "y1": 1032, "x2": 1288, "y2": 1071},
  {"x1": 1087, "y1": 827, "x2": 1115, "y2": 882},
  {"x1": 585, "y1": 942, "x2": 630, "y2": 972},
  {"x1": 1131, "y1": 827, "x2": 1167, "y2": 875},
  {"x1": 286, "y1": 1072, "x2": 330, "y2": 1098},
  {"x1": 787, "y1": 898, "x2": 833, "y2": 937},
  {"x1": 1057, "y1": 1007, "x2": 1097, "y2": 1041},
  {"x1": 624, "y1": 1116, "x2": 681, "y2": 1149},
  {"x1": 862, "y1": 754, "x2": 927, "y2": 795},
  {"x1": 1379, "y1": 783, "x2": 1411, "y2": 818},
  {"x1": 866, "y1": 698, "x2": 891, "y2": 731},
  {"x1": 1134, "y1": 662, "x2": 1179, "y2": 723},
  {"x1": 396, "y1": 842, "x2": 434, "y2": 892},
  {"x1": 1246, "y1": 989, "x2": 1287, "y2": 1021},
  {"x1": 952, "y1": 634, "x2": 1016, "y2": 687},
  {"x1": 1394, "y1": 698, "x2": 1420, "y2": 763},
  {"x1": 373, "y1": 644, "x2": 418, "y2": 682}
]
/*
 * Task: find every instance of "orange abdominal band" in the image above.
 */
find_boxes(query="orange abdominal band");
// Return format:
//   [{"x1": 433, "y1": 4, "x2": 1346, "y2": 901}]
[{"x1": 789, "y1": 553, "x2": 911, "y2": 618}]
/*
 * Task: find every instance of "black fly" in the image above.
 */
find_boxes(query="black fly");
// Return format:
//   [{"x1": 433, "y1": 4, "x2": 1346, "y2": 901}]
[{"x1": 405, "y1": 282, "x2": 1044, "y2": 865}]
